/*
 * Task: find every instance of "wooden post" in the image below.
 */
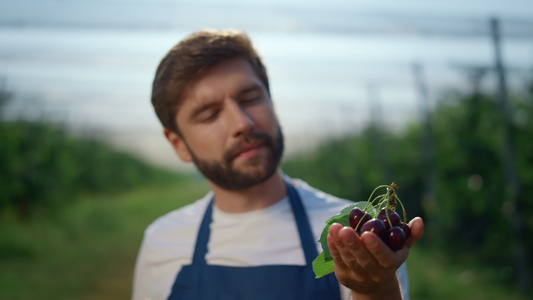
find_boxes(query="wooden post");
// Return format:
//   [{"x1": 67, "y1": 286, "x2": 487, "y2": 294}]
[
  {"x1": 366, "y1": 83, "x2": 391, "y2": 182},
  {"x1": 490, "y1": 16, "x2": 529, "y2": 290},
  {"x1": 412, "y1": 62, "x2": 437, "y2": 210}
]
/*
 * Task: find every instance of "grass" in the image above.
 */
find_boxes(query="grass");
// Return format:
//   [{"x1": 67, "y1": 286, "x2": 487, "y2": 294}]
[
  {"x1": 407, "y1": 245, "x2": 530, "y2": 300},
  {"x1": 0, "y1": 176, "x2": 209, "y2": 300},
  {"x1": 1, "y1": 177, "x2": 530, "y2": 300}
]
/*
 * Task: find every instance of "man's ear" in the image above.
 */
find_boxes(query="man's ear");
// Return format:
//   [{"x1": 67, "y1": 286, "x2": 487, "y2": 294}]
[{"x1": 164, "y1": 128, "x2": 193, "y2": 162}]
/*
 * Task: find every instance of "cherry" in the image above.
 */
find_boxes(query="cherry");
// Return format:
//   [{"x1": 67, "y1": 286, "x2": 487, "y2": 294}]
[
  {"x1": 349, "y1": 207, "x2": 372, "y2": 233},
  {"x1": 401, "y1": 222, "x2": 411, "y2": 240},
  {"x1": 377, "y1": 207, "x2": 401, "y2": 229},
  {"x1": 384, "y1": 226, "x2": 406, "y2": 251},
  {"x1": 360, "y1": 218, "x2": 387, "y2": 238},
  {"x1": 346, "y1": 184, "x2": 410, "y2": 252}
]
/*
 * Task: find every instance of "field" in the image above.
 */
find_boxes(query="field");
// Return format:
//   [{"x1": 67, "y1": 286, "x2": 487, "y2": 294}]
[
  {"x1": 0, "y1": 178, "x2": 529, "y2": 300},
  {"x1": 0, "y1": 178, "x2": 208, "y2": 300}
]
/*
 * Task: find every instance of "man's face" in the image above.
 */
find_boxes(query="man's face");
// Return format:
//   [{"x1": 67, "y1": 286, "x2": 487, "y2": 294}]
[{"x1": 169, "y1": 58, "x2": 284, "y2": 190}]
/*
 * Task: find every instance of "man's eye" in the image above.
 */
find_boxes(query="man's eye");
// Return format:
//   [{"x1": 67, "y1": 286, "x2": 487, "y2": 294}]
[
  {"x1": 243, "y1": 97, "x2": 259, "y2": 103},
  {"x1": 240, "y1": 94, "x2": 262, "y2": 105},
  {"x1": 198, "y1": 110, "x2": 218, "y2": 122}
]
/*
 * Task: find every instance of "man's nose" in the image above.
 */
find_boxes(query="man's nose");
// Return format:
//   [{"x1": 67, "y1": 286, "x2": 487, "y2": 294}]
[{"x1": 227, "y1": 100, "x2": 255, "y2": 137}]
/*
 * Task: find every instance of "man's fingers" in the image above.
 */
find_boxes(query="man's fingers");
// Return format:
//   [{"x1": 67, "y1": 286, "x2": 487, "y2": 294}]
[
  {"x1": 328, "y1": 224, "x2": 370, "y2": 282},
  {"x1": 327, "y1": 224, "x2": 347, "y2": 268},
  {"x1": 326, "y1": 218, "x2": 424, "y2": 293},
  {"x1": 359, "y1": 217, "x2": 423, "y2": 267},
  {"x1": 361, "y1": 232, "x2": 408, "y2": 269},
  {"x1": 406, "y1": 217, "x2": 424, "y2": 248}
]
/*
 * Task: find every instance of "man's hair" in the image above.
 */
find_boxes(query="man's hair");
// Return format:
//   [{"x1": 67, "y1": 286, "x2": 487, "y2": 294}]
[{"x1": 151, "y1": 29, "x2": 270, "y2": 134}]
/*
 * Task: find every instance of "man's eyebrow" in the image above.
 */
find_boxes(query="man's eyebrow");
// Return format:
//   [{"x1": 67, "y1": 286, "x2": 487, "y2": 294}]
[{"x1": 235, "y1": 84, "x2": 263, "y2": 98}]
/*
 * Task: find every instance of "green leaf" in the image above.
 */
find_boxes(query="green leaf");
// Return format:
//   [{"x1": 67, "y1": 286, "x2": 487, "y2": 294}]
[
  {"x1": 312, "y1": 251, "x2": 335, "y2": 278},
  {"x1": 318, "y1": 201, "x2": 369, "y2": 259},
  {"x1": 314, "y1": 201, "x2": 372, "y2": 278},
  {"x1": 319, "y1": 213, "x2": 349, "y2": 259},
  {"x1": 340, "y1": 201, "x2": 373, "y2": 215}
]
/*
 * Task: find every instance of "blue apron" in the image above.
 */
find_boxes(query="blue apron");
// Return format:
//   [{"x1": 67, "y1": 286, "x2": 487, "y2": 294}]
[{"x1": 167, "y1": 181, "x2": 342, "y2": 300}]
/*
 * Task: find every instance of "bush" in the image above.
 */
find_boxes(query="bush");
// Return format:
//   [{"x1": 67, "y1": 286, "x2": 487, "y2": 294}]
[{"x1": 0, "y1": 120, "x2": 179, "y2": 219}]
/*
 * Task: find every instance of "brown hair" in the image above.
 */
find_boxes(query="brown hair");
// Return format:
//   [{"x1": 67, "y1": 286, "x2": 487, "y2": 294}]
[{"x1": 151, "y1": 29, "x2": 270, "y2": 134}]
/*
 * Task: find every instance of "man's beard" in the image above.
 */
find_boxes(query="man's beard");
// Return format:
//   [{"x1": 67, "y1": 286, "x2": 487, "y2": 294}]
[{"x1": 188, "y1": 127, "x2": 284, "y2": 190}]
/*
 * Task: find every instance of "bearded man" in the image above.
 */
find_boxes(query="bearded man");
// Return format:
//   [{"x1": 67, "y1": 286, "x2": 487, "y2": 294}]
[{"x1": 132, "y1": 29, "x2": 424, "y2": 300}]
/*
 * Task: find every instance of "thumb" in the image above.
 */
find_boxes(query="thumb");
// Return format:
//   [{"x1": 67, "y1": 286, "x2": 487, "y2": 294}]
[{"x1": 405, "y1": 217, "x2": 424, "y2": 248}]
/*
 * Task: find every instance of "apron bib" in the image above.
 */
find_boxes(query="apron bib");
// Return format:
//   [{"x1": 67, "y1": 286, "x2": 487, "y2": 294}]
[{"x1": 167, "y1": 181, "x2": 341, "y2": 300}]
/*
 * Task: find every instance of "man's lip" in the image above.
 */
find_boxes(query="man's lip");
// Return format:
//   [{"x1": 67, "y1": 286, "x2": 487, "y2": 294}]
[{"x1": 233, "y1": 142, "x2": 263, "y2": 159}]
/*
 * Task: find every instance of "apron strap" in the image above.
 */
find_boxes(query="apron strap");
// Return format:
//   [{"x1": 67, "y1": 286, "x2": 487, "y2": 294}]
[
  {"x1": 286, "y1": 180, "x2": 319, "y2": 264},
  {"x1": 191, "y1": 198, "x2": 213, "y2": 265},
  {"x1": 192, "y1": 179, "x2": 318, "y2": 265}
]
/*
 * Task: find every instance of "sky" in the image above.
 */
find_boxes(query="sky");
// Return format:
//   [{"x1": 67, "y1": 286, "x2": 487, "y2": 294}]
[{"x1": 1, "y1": 0, "x2": 533, "y2": 171}]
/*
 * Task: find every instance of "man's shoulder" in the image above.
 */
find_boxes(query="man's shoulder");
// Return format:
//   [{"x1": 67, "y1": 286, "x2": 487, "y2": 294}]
[
  {"x1": 290, "y1": 177, "x2": 353, "y2": 214},
  {"x1": 288, "y1": 176, "x2": 353, "y2": 239},
  {"x1": 143, "y1": 192, "x2": 212, "y2": 239}
]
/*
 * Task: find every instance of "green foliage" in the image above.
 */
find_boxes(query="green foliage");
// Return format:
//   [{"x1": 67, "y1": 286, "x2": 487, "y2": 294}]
[
  {"x1": 0, "y1": 120, "x2": 181, "y2": 219},
  {"x1": 3, "y1": 178, "x2": 528, "y2": 300},
  {"x1": 282, "y1": 83, "x2": 533, "y2": 291},
  {"x1": 0, "y1": 179, "x2": 209, "y2": 300},
  {"x1": 407, "y1": 246, "x2": 531, "y2": 300},
  {"x1": 283, "y1": 126, "x2": 425, "y2": 222},
  {"x1": 312, "y1": 201, "x2": 368, "y2": 278}
]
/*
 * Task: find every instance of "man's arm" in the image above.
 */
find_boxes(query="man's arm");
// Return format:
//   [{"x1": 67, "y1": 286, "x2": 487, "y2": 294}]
[{"x1": 327, "y1": 217, "x2": 424, "y2": 300}]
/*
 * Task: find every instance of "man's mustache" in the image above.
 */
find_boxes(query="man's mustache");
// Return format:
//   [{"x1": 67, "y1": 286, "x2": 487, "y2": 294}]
[{"x1": 223, "y1": 131, "x2": 274, "y2": 163}]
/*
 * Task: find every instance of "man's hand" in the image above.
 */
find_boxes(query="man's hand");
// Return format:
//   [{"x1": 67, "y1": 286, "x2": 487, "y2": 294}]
[{"x1": 327, "y1": 217, "x2": 424, "y2": 300}]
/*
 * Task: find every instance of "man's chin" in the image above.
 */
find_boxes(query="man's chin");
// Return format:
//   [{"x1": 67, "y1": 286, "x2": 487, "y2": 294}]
[
  {"x1": 210, "y1": 171, "x2": 272, "y2": 191},
  {"x1": 231, "y1": 154, "x2": 265, "y2": 168},
  {"x1": 227, "y1": 164, "x2": 272, "y2": 185},
  {"x1": 191, "y1": 137, "x2": 283, "y2": 190},
  {"x1": 213, "y1": 161, "x2": 278, "y2": 190}
]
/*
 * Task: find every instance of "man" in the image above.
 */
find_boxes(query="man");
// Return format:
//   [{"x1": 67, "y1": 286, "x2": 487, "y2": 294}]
[{"x1": 132, "y1": 29, "x2": 424, "y2": 300}]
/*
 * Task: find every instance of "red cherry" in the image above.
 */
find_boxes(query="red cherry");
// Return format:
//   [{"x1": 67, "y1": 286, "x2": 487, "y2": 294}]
[
  {"x1": 385, "y1": 226, "x2": 406, "y2": 251},
  {"x1": 349, "y1": 207, "x2": 372, "y2": 233},
  {"x1": 377, "y1": 207, "x2": 401, "y2": 229},
  {"x1": 360, "y1": 218, "x2": 387, "y2": 238},
  {"x1": 401, "y1": 222, "x2": 411, "y2": 240}
]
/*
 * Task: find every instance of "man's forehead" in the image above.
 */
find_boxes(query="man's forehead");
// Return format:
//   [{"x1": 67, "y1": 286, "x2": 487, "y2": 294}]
[{"x1": 184, "y1": 84, "x2": 224, "y2": 106}]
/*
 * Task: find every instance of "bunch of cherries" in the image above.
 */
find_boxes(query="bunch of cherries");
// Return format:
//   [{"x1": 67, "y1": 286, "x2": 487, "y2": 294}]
[{"x1": 348, "y1": 183, "x2": 411, "y2": 251}]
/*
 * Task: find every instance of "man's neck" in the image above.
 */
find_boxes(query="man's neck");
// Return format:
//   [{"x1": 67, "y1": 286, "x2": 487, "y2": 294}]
[{"x1": 208, "y1": 170, "x2": 287, "y2": 213}]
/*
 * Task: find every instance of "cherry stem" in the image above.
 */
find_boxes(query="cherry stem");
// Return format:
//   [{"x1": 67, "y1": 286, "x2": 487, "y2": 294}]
[
  {"x1": 365, "y1": 185, "x2": 390, "y2": 215},
  {"x1": 396, "y1": 196, "x2": 407, "y2": 223},
  {"x1": 364, "y1": 183, "x2": 407, "y2": 222}
]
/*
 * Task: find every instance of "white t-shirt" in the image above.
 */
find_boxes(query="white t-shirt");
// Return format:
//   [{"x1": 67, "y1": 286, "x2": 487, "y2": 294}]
[{"x1": 132, "y1": 178, "x2": 410, "y2": 300}]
